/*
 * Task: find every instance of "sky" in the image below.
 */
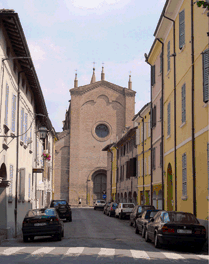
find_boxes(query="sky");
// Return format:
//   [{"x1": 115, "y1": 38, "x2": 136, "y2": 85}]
[{"x1": 0, "y1": 0, "x2": 166, "y2": 132}]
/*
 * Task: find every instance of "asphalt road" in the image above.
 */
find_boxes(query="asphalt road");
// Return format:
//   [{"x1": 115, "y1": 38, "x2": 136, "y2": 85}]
[{"x1": 0, "y1": 208, "x2": 208, "y2": 264}]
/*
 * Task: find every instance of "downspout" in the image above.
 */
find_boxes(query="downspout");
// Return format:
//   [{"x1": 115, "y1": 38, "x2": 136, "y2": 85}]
[
  {"x1": 144, "y1": 59, "x2": 153, "y2": 206},
  {"x1": 138, "y1": 114, "x2": 145, "y2": 204},
  {"x1": 109, "y1": 149, "x2": 113, "y2": 202},
  {"x1": 156, "y1": 38, "x2": 165, "y2": 210},
  {"x1": 191, "y1": 0, "x2": 196, "y2": 216},
  {"x1": 163, "y1": 14, "x2": 177, "y2": 212}
]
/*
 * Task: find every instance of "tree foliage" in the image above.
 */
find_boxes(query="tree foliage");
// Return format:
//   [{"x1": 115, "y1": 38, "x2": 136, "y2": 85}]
[{"x1": 196, "y1": 1, "x2": 209, "y2": 10}]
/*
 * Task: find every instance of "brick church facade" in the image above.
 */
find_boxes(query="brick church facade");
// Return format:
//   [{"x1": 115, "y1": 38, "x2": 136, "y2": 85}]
[{"x1": 54, "y1": 67, "x2": 136, "y2": 206}]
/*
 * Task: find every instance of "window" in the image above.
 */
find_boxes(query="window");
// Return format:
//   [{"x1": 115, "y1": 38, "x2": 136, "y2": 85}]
[
  {"x1": 24, "y1": 113, "x2": 28, "y2": 144},
  {"x1": 5, "y1": 84, "x2": 9, "y2": 126},
  {"x1": 160, "y1": 97, "x2": 162, "y2": 120},
  {"x1": 95, "y1": 124, "x2": 109, "y2": 138},
  {"x1": 138, "y1": 127, "x2": 140, "y2": 144},
  {"x1": 13, "y1": 62, "x2": 17, "y2": 73},
  {"x1": 179, "y1": 9, "x2": 185, "y2": 49},
  {"x1": 144, "y1": 122, "x2": 147, "y2": 140},
  {"x1": 167, "y1": 102, "x2": 171, "y2": 136},
  {"x1": 153, "y1": 147, "x2": 156, "y2": 170},
  {"x1": 181, "y1": 83, "x2": 186, "y2": 123},
  {"x1": 141, "y1": 125, "x2": 143, "y2": 142},
  {"x1": 28, "y1": 174, "x2": 31, "y2": 200},
  {"x1": 29, "y1": 124, "x2": 32, "y2": 150},
  {"x1": 148, "y1": 120, "x2": 150, "y2": 137},
  {"x1": 145, "y1": 158, "x2": 147, "y2": 175},
  {"x1": 11, "y1": 95, "x2": 16, "y2": 132},
  {"x1": 138, "y1": 159, "x2": 140, "y2": 177},
  {"x1": 148, "y1": 155, "x2": 151, "y2": 174},
  {"x1": 19, "y1": 168, "x2": 25, "y2": 202},
  {"x1": 9, "y1": 165, "x2": 13, "y2": 202},
  {"x1": 160, "y1": 142, "x2": 162, "y2": 168},
  {"x1": 152, "y1": 105, "x2": 156, "y2": 128},
  {"x1": 167, "y1": 41, "x2": 170, "y2": 72},
  {"x1": 151, "y1": 65, "x2": 155, "y2": 86},
  {"x1": 20, "y1": 108, "x2": 24, "y2": 140},
  {"x1": 182, "y1": 153, "x2": 187, "y2": 197},
  {"x1": 202, "y1": 49, "x2": 209, "y2": 103},
  {"x1": 160, "y1": 52, "x2": 162, "y2": 73}
]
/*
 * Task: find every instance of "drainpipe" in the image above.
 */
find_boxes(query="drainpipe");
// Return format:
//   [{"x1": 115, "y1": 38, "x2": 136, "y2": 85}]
[
  {"x1": 139, "y1": 114, "x2": 145, "y2": 205},
  {"x1": 144, "y1": 59, "x2": 153, "y2": 206},
  {"x1": 163, "y1": 14, "x2": 177, "y2": 212},
  {"x1": 156, "y1": 38, "x2": 165, "y2": 210},
  {"x1": 191, "y1": 0, "x2": 196, "y2": 217},
  {"x1": 109, "y1": 149, "x2": 113, "y2": 202},
  {"x1": 15, "y1": 70, "x2": 24, "y2": 238}
]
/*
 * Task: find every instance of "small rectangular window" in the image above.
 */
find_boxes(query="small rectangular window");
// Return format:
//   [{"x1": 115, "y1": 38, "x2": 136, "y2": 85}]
[
  {"x1": 5, "y1": 84, "x2": 9, "y2": 126},
  {"x1": 21, "y1": 108, "x2": 24, "y2": 140},
  {"x1": 181, "y1": 83, "x2": 186, "y2": 123},
  {"x1": 151, "y1": 65, "x2": 155, "y2": 86},
  {"x1": 167, "y1": 41, "x2": 170, "y2": 72},
  {"x1": 153, "y1": 147, "x2": 156, "y2": 170},
  {"x1": 179, "y1": 9, "x2": 185, "y2": 49},
  {"x1": 24, "y1": 113, "x2": 28, "y2": 144}
]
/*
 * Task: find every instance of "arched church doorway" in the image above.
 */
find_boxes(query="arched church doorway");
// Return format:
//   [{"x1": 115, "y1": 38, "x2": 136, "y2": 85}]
[
  {"x1": 167, "y1": 163, "x2": 173, "y2": 211},
  {"x1": 0, "y1": 163, "x2": 7, "y2": 230},
  {"x1": 93, "y1": 171, "x2": 106, "y2": 201}
]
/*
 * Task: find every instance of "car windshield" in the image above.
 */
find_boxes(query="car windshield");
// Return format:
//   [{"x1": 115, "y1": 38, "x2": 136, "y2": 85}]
[
  {"x1": 165, "y1": 212, "x2": 199, "y2": 223},
  {"x1": 53, "y1": 200, "x2": 67, "y2": 206},
  {"x1": 123, "y1": 204, "x2": 134, "y2": 208},
  {"x1": 138, "y1": 207, "x2": 142, "y2": 213},
  {"x1": 145, "y1": 211, "x2": 159, "y2": 219},
  {"x1": 100, "y1": 201, "x2": 105, "y2": 203},
  {"x1": 27, "y1": 209, "x2": 56, "y2": 217}
]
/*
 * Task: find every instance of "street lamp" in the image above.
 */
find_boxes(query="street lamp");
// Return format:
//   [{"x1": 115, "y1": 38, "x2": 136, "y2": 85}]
[{"x1": 39, "y1": 126, "x2": 48, "y2": 140}]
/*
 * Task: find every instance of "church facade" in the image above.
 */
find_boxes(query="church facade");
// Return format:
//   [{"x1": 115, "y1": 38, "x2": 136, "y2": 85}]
[{"x1": 54, "y1": 67, "x2": 136, "y2": 206}]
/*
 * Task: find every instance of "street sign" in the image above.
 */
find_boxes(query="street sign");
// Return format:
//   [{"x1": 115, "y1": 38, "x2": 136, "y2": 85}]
[
  {"x1": 103, "y1": 194, "x2": 106, "y2": 199},
  {"x1": 33, "y1": 168, "x2": 44, "y2": 173}
]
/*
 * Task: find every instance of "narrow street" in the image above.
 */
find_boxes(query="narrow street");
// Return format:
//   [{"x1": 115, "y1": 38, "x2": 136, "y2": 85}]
[{"x1": 0, "y1": 208, "x2": 208, "y2": 264}]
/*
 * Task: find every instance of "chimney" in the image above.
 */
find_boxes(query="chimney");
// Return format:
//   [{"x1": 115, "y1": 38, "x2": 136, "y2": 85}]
[
  {"x1": 74, "y1": 73, "x2": 78, "y2": 88},
  {"x1": 128, "y1": 75, "x2": 132, "y2": 90},
  {"x1": 101, "y1": 66, "x2": 105, "y2": 81}
]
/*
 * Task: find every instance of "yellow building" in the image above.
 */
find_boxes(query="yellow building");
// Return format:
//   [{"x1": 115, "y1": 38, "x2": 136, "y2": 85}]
[
  {"x1": 146, "y1": 0, "x2": 208, "y2": 229},
  {"x1": 133, "y1": 103, "x2": 151, "y2": 206}
]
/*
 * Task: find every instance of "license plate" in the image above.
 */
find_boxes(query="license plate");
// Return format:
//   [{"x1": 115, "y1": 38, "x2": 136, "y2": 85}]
[
  {"x1": 177, "y1": 229, "x2": 192, "y2": 234},
  {"x1": 34, "y1": 223, "x2": 47, "y2": 226}
]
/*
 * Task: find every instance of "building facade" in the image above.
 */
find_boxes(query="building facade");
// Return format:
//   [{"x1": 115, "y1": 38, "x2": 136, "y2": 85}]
[
  {"x1": 55, "y1": 69, "x2": 136, "y2": 206},
  {"x1": 0, "y1": 9, "x2": 55, "y2": 239}
]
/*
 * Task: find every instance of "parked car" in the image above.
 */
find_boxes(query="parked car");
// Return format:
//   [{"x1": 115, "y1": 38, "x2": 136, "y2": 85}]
[
  {"x1": 22, "y1": 208, "x2": 64, "y2": 242},
  {"x1": 106, "y1": 202, "x2": 118, "y2": 217},
  {"x1": 94, "y1": 200, "x2": 106, "y2": 210},
  {"x1": 103, "y1": 202, "x2": 111, "y2": 215},
  {"x1": 115, "y1": 203, "x2": 135, "y2": 219},
  {"x1": 50, "y1": 200, "x2": 72, "y2": 221},
  {"x1": 145, "y1": 211, "x2": 206, "y2": 250},
  {"x1": 130, "y1": 205, "x2": 155, "y2": 227},
  {"x1": 135, "y1": 209, "x2": 161, "y2": 237}
]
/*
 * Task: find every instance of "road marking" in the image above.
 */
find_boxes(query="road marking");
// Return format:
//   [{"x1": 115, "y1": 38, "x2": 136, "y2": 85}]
[
  {"x1": 197, "y1": 255, "x2": 209, "y2": 260},
  {"x1": 65, "y1": 247, "x2": 85, "y2": 255},
  {"x1": 162, "y1": 252, "x2": 185, "y2": 259},
  {"x1": 2, "y1": 247, "x2": 25, "y2": 256},
  {"x1": 98, "y1": 248, "x2": 115, "y2": 256},
  {"x1": 130, "y1": 249, "x2": 150, "y2": 259},
  {"x1": 32, "y1": 247, "x2": 55, "y2": 255}
]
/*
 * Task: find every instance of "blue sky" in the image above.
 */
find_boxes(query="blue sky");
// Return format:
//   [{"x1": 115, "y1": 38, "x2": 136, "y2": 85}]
[{"x1": 0, "y1": 0, "x2": 166, "y2": 131}]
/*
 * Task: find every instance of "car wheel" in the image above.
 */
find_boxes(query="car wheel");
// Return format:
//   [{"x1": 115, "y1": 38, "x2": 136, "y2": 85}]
[
  {"x1": 133, "y1": 221, "x2": 136, "y2": 228},
  {"x1": 94, "y1": 207, "x2": 96, "y2": 210},
  {"x1": 56, "y1": 232, "x2": 62, "y2": 241},
  {"x1": 145, "y1": 230, "x2": 150, "y2": 242},
  {"x1": 23, "y1": 235, "x2": 28, "y2": 242},
  {"x1": 103, "y1": 210, "x2": 105, "y2": 214},
  {"x1": 109, "y1": 212, "x2": 111, "y2": 217},
  {"x1": 119, "y1": 213, "x2": 122, "y2": 219},
  {"x1": 195, "y1": 243, "x2": 205, "y2": 252},
  {"x1": 154, "y1": 232, "x2": 161, "y2": 248},
  {"x1": 69, "y1": 215, "x2": 72, "y2": 222},
  {"x1": 30, "y1": 236, "x2": 34, "y2": 241},
  {"x1": 142, "y1": 227, "x2": 145, "y2": 238},
  {"x1": 135, "y1": 226, "x2": 139, "y2": 234},
  {"x1": 129, "y1": 220, "x2": 133, "y2": 226}
]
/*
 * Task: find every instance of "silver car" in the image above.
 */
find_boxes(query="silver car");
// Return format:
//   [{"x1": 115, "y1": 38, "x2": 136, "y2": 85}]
[{"x1": 94, "y1": 200, "x2": 106, "y2": 210}]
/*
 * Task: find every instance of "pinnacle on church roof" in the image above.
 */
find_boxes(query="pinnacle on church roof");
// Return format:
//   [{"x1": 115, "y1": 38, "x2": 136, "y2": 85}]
[
  {"x1": 101, "y1": 66, "x2": 105, "y2": 81},
  {"x1": 90, "y1": 67, "x2": 96, "y2": 84},
  {"x1": 128, "y1": 74, "x2": 132, "y2": 90},
  {"x1": 74, "y1": 72, "x2": 78, "y2": 88}
]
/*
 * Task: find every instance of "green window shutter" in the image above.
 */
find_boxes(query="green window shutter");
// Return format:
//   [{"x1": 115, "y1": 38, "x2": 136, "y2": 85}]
[
  {"x1": 179, "y1": 10, "x2": 185, "y2": 49},
  {"x1": 203, "y1": 49, "x2": 209, "y2": 103},
  {"x1": 5, "y1": 84, "x2": 9, "y2": 126},
  {"x1": 11, "y1": 95, "x2": 16, "y2": 132},
  {"x1": 181, "y1": 84, "x2": 186, "y2": 123},
  {"x1": 167, "y1": 41, "x2": 170, "y2": 72},
  {"x1": 21, "y1": 108, "x2": 24, "y2": 140},
  {"x1": 167, "y1": 102, "x2": 170, "y2": 136},
  {"x1": 24, "y1": 113, "x2": 28, "y2": 144},
  {"x1": 151, "y1": 65, "x2": 155, "y2": 86}
]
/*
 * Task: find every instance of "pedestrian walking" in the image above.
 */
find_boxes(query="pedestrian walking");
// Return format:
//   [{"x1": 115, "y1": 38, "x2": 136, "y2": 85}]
[{"x1": 79, "y1": 198, "x2": 81, "y2": 205}]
